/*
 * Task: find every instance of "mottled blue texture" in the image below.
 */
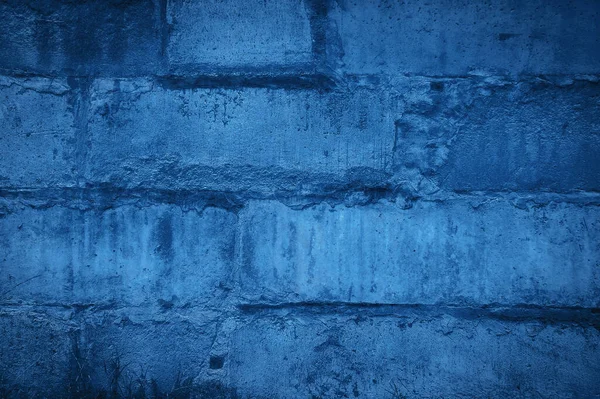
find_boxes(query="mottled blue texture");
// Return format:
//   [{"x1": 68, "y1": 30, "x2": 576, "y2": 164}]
[{"x1": 1, "y1": 0, "x2": 599, "y2": 398}]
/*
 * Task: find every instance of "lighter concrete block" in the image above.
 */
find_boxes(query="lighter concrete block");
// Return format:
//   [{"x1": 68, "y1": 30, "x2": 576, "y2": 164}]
[
  {"x1": 239, "y1": 200, "x2": 600, "y2": 307},
  {"x1": 168, "y1": 0, "x2": 313, "y2": 68},
  {"x1": 0, "y1": 205, "x2": 236, "y2": 306}
]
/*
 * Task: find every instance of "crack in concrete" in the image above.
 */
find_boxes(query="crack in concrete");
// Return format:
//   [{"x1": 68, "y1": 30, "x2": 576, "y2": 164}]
[
  {"x1": 1, "y1": 70, "x2": 598, "y2": 92},
  {"x1": 237, "y1": 301, "x2": 600, "y2": 327},
  {"x1": 0, "y1": 186, "x2": 599, "y2": 215},
  {"x1": 1, "y1": 301, "x2": 598, "y2": 327}
]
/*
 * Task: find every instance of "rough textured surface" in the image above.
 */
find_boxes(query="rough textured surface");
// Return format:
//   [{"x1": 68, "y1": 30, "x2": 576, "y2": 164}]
[
  {"x1": 239, "y1": 200, "x2": 600, "y2": 307},
  {"x1": 330, "y1": 0, "x2": 600, "y2": 76},
  {"x1": 228, "y1": 312, "x2": 600, "y2": 398},
  {"x1": 167, "y1": 0, "x2": 314, "y2": 69},
  {"x1": 0, "y1": 205, "x2": 236, "y2": 305},
  {"x1": 392, "y1": 76, "x2": 600, "y2": 193},
  {"x1": 1, "y1": 0, "x2": 600, "y2": 398},
  {"x1": 85, "y1": 78, "x2": 396, "y2": 191},
  {"x1": 0, "y1": 76, "x2": 76, "y2": 188},
  {"x1": 0, "y1": 0, "x2": 164, "y2": 77}
]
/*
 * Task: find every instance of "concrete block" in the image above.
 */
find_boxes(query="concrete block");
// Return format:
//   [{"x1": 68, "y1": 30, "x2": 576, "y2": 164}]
[
  {"x1": 330, "y1": 0, "x2": 600, "y2": 76},
  {"x1": 0, "y1": 306, "x2": 223, "y2": 397},
  {"x1": 167, "y1": 0, "x2": 313, "y2": 69},
  {"x1": 86, "y1": 79, "x2": 396, "y2": 191},
  {"x1": 238, "y1": 199, "x2": 600, "y2": 307},
  {"x1": 0, "y1": 77, "x2": 76, "y2": 188},
  {"x1": 442, "y1": 80, "x2": 600, "y2": 192},
  {"x1": 0, "y1": 206, "x2": 77, "y2": 304},
  {"x1": 78, "y1": 307, "x2": 221, "y2": 393},
  {"x1": 228, "y1": 312, "x2": 600, "y2": 398},
  {"x1": 392, "y1": 77, "x2": 600, "y2": 193},
  {"x1": 0, "y1": 308, "x2": 74, "y2": 398},
  {"x1": 0, "y1": 0, "x2": 163, "y2": 76},
  {"x1": 0, "y1": 205, "x2": 237, "y2": 306}
]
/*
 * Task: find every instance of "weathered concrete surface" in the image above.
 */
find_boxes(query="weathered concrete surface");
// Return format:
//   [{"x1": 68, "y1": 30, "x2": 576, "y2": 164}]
[
  {"x1": 0, "y1": 0, "x2": 325, "y2": 77},
  {"x1": 228, "y1": 311, "x2": 600, "y2": 398},
  {"x1": 0, "y1": 308, "x2": 73, "y2": 398},
  {"x1": 1, "y1": 0, "x2": 600, "y2": 397},
  {"x1": 4, "y1": 303, "x2": 599, "y2": 399},
  {"x1": 0, "y1": 0, "x2": 163, "y2": 77},
  {"x1": 239, "y1": 199, "x2": 600, "y2": 308},
  {"x1": 2, "y1": 75, "x2": 598, "y2": 195},
  {"x1": 0, "y1": 205, "x2": 236, "y2": 306},
  {"x1": 3, "y1": 0, "x2": 599, "y2": 78},
  {"x1": 392, "y1": 76, "x2": 600, "y2": 193},
  {"x1": 330, "y1": 0, "x2": 600, "y2": 76},
  {"x1": 167, "y1": 0, "x2": 314, "y2": 70},
  {"x1": 82, "y1": 76, "x2": 600, "y2": 195},
  {"x1": 77, "y1": 306, "x2": 223, "y2": 395},
  {"x1": 85, "y1": 79, "x2": 396, "y2": 192},
  {"x1": 0, "y1": 76, "x2": 76, "y2": 188},
  {"x1": 0, "y1": 305, "x2": 223, "y2": 398}
]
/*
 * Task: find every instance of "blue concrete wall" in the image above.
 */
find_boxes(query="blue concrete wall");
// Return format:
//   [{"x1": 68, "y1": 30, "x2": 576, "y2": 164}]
[{"x1": 1, "y1": 1, "x2": 599, "y2": 398}]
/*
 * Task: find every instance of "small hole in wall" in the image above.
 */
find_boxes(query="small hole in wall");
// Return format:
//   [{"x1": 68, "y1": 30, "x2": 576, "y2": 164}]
[
  {"x1": 430, "y1": 81, "x2": 445, "y2": 91},
  {"x1": 210, "y1": 355, "x2": 225, "y2": 369}
]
